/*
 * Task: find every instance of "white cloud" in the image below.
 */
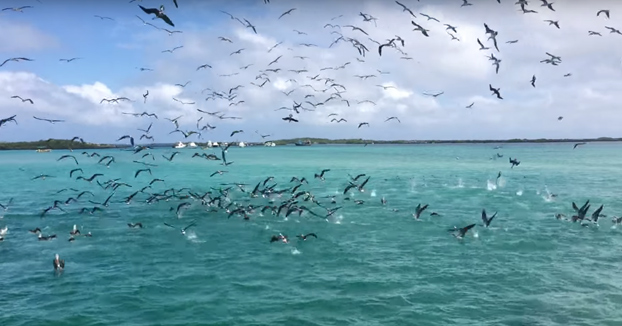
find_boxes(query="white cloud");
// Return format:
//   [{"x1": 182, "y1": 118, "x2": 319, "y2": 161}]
[
  {"x1": 2, "y1": 0, "x2": 622, "y2": 142},
  {"x1": 0, "y1": 21, "x2": 59, "y2": 53}
]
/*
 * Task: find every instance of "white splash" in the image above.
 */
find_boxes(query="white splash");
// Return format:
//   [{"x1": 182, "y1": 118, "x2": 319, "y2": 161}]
[
  {"x1": 370, "y1": 190, "x2": 377, "y2": 197},
  {"x1": 290, "y1": 248, "x2": 301, "y2": 255},
  {"x1": 516, "y1": 190, "x2": 523, "y2": 196},
  {"x1": 496, "y1": 177, "x2": 507, "y2": 188},
  {"x1": 456, "y1": 178, "x2": 465, "y2": 188},
  {"x1": 487, "y1": 180, "x2": 497, "y2": 191},
  {"x1": 327, "y1": 214, "x2": 343, "y2": 224}
]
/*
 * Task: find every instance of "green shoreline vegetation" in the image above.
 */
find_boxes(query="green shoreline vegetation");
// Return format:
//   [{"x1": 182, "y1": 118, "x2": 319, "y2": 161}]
[{"x1": 0, "y1": 137, "x2": 621, "y2": 150}]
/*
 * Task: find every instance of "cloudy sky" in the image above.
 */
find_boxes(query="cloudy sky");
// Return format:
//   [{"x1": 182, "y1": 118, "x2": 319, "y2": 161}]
[{"x1": 0, "y1": 0, "x2": 621, "y2": 143}]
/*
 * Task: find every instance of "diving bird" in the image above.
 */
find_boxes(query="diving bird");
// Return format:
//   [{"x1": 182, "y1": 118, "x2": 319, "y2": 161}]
[
  {"x1": 138, "y1": 5, "x2": 175, "y2": 27},
  {"x1": 297, "y1": 233, "x2": 317, "y2": 241},
  {"x1": 530, "y1": 75, "x2": 536, "y2": 87},
  {"x1": 163, "y1": 220, "x2": 197, "y2": 235},
  {"x1": 481, "y1": 209, "x2": 497, "y2": 227},
  {"x1": 489, "y1": 84, "x2": 503, "y2": 99},
  {"x1": 413, "y1": 203, "x2": 429, "y2": 219},
  {"x1": 450, "y1": 224, "x2": 476, "y2": 239},
  {"x1": 53, "y1": 254, "x2": 65, "y2": 271},
  {"x1": 509, "y1": 157, "x2": 520, "y2": 168}
]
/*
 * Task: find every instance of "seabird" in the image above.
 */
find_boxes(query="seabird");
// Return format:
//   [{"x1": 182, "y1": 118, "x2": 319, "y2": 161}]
[
  {"x1": 163, "y1": 220, "x2": 196, "y2": 235},
  {"x1": 413, "y1": 203, "x2": 429, "y2": 219},
  {"x1": 481, "y1": 209, "x2": 497, "y2": 227},
  {"x1": 296, "y1": 233, "x2": 317, "y2": 241},
  {"x1": 53, "y1": 254, "x2": 65, "y2": 271},
  {"x1": 138, "y1": 5, "x2": 175, "y2": 27},
  {"x1": 270, "y1": 233, "x2": 288, "y2": 243},
  {"x1": 450, "y1": 224, "x2": 476, "y2": 239}
]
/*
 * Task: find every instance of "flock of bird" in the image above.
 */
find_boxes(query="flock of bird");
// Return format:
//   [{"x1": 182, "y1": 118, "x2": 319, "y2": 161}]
[{"x1": 0, "y1": 1, "x2": 619, "y2": 272}]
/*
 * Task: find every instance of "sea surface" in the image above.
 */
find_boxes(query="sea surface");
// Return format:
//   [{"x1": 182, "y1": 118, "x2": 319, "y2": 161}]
[{"x1": 1, "y1": 142, "x2": 622, "y2": 326}]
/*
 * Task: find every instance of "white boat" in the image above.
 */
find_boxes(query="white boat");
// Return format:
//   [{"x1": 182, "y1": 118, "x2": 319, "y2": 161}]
[
  {"x1": 212, "y1": 142, "x2": 219, "y2": 147},
  {"x1": 238, "y1": 142, "x2": 246, "y2": 148},
  {"x1": 206, "y1": 141, "x2": 214, "y2": 148},
  {"x1": 188, "y1": 142, "x2": 198, "y2": 148},
  {"x1": 264, "y1": 141, "x2": 276, "y2": 147},
  {"x1": 173, "y1": 141, "x2": 186, "y2": 149}
]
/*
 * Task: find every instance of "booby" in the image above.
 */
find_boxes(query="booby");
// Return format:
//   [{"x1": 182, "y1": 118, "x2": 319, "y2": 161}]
[
  {"x1": 450, "y1": 224, "x2": 476, "y2": 239},
  {"x1": 70, "y1": 224, "x2": 80, "y2": 235},
  {"x1": 38, "y1": 234, "x2": 57, "y2": 241},
  {"x1": 296, "y1": 233, "x2": 317, "y2": 241},
  {"x1": 481, "y1": 209, "x2": 497, "y2": 227},
  {"x1": 53, "y1": 254, "x2": 65, "y2": 271},
  {"x1": 270, "y1": 233, "x2": 288, "y2": 243}
]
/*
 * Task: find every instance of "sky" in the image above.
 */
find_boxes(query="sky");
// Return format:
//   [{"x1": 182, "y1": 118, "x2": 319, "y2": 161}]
[{"x1": 1, "y1": 0, "x2": 622, "y2": 143}]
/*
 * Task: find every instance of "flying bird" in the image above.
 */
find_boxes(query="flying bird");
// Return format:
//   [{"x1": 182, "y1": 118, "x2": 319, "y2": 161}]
[
  {"x1": 10, "y1": 96, "x2": 33, "y2": 104},
  {"x1": 138, "y1": 5, "x2": 175, "y2": 27},
  {"x1": 278, "y1": 8, "x2": 296, "y2": 19}
]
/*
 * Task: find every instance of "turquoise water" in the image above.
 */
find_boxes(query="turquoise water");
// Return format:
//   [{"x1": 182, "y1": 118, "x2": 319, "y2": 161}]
[{"x1": 1, "y1": 143, "x2": 622, "y2": 326}]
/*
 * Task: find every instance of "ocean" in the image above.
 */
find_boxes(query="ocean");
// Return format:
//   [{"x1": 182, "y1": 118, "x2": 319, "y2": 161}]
[{"x1": 1, "y1": 142, "x2": 621, "y2": 326}]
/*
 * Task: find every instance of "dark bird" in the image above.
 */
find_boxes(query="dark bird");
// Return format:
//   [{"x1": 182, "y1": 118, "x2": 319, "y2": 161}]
[
  {"x1": 278, "y1": 8, "x2": 296, "y2": 19},
  {"x1": 230, "y1": 130, "x2": 244, "y2": 137},
  {"x1": 358, "y1": 122, "x2": 369, "y2": 128},
  {"x1": 481, "y1": 209, "x2": 497, "y2": 227},
  {"x1": 509, "y1": 157, "x2": 520, "y2": 168},
  {"x1": 33, "y1": 116, "x2": 64, "y2": 123},
  {"x1": 270, "y1": 234, "x2": 288, "y2": 243},
  {"x1": 2, "y1": 6, "x2": 32, "y2": 12},
  {"x1": 53, "y1": 254, "x2": 65, "y2": 271},
  {"x1": 164, "y1": 220, "x2": 196, "y2": 235},
  {"x1": 57, "y1": 155, "x2": 79, "y2": 165},
  {"x1": 59, "y1": 57, "x2": 81, "y2": 63},
  {"x1": 574, "y1": 142, "x2": 587, "y2": 149},
  {"x1": 314, "y1": 169, "x2": 330, "y2": 181},
  {"x1": 530, "y1": 75, "x2": 536, "y2": 87},
  {"x1": 489, "y1": 84, "x2": 503, "y2": 99},
  {"x1": 282, "y1": 114, "x2": 298, "y2": 123},
  {"x1": 138, "y1": 5, "x2": 175, "y2": 27},
  {"x1": 297, "y1": 233, "x2": 317, "y2": 241},
  {"x1": 10, "y1": 95, "x2": 33, "y2": 104},
  {"x1": 128, "y1": 223, "x2": 143, "y2": 228},
  {"x1": 597, "y1": 9, "x2": 610, "y2": 19},
  {"x1": 0, "y1": 57, "x2": 34, "y2": 67},
  {"x1": 134, "y1": 168, "x2": 152, "y2": 178},
  {"x1": 450, "y1": 224, "x2": 476, "y2": 239},
  {"x1": 413, "y1": 203, "x2": 429, "y2": 219}
]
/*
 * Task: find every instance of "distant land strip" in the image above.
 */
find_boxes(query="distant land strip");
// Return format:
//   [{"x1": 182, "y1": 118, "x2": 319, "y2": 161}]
[{"x1": 0, "y1": 137, "x2": 621, "y2": 151}]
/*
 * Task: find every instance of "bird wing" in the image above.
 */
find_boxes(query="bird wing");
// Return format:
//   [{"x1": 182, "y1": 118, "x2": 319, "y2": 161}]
[
  {"x1": 160, "y1": 14, "x2": 175, "y2": 27},
  {"x1": 163, "y1": 222, "x2": 177, "y2": 229},
  {"x1": 138, "y1": 5, "x2": 159, "y2": 15}
]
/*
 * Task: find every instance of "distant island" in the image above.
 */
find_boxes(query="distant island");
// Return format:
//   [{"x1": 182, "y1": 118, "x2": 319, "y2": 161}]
[
  {"x1": 0, "y1": 137, "x2": 621, "y2": 151},
  {"x1": 0, "y1": 139, "x2": 116, "y2": 151},
  {"x1": 268, "y1": 137, "x2": 622, "y2": 146}
]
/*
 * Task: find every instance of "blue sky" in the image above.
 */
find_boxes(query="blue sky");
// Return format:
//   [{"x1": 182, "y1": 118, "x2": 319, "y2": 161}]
[{"x1": 1, "y1": 0, "x2": 622, "y2": 143}]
